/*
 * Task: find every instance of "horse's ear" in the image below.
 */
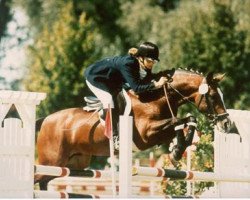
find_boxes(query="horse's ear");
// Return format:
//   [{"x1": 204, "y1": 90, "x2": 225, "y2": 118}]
[
  {"x1": 167, "y1": 68, "x2": 175, "y2": 79},
  {"x1": 213, "y1": 73, "x2": 226, "y2": 83},
  {"x1": 206, "y1": 72, "x2": 214, "y2": 84},
  {"x1": 206, "y1": 72, "x2": 225, "y2": 85}
]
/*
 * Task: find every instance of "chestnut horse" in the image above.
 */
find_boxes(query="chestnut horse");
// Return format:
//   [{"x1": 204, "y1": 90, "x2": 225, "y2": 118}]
[{"x1": 35, "y1": 69, "x2": 231, "y2": 189}]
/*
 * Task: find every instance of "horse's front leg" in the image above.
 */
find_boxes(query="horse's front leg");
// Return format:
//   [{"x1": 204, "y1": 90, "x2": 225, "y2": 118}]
[
  {"x1": 171, "y1": 127, "x2": 186, "y2": 161},
  {"x1": 138, "y1": 118, "x2": 176, "y2": 150},
  {"x1": 185, "y1": 115, "x2": 197, "y2": 146},
  {"x1": 150, "y1": 118, "x2": 174, "y2": 132},
  {"x1": 170, "y1": 115, "x2": 197, "y2": 162}
]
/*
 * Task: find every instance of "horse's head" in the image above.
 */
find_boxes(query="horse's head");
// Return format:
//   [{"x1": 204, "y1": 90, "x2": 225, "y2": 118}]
[
  {"x1": 134, "y1": 69, "x2": 231, "y2": 133},
  {"x1": 159, "y1": 69, "x2": 231, "y2": 133},
  {"x1": 192, "y1": 72, "x2": 231, "y2": 132}
]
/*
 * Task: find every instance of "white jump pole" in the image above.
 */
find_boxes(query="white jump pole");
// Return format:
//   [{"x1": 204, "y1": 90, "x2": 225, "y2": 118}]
[{"x1": 119, "y1": 115, "x2": 133, "y2": 198}]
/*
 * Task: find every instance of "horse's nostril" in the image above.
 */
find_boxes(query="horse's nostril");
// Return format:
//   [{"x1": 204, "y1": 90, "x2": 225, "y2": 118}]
[
  {"x1": 223, "y1": 119, "x2": 232, "y2": 133},
  {"x1": 225, "y1": 123, "x2": 229, "y2": 132}
]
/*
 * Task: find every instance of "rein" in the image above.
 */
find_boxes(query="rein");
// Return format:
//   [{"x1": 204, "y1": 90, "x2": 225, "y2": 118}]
[
  {"x1": 163, "y1": 82, "x2": 228, "y2": 124},
  {"x1": 168, "y1": 84, "x2": 196, "y2": 107},
  {"x1": 163, "y1": 85, "x2": 177, "y2": 123}
]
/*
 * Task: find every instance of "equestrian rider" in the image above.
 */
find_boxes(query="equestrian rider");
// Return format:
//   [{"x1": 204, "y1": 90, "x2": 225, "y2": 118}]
[{"x1": 84, "y1": 42, "x2": 169, "y2": 150}]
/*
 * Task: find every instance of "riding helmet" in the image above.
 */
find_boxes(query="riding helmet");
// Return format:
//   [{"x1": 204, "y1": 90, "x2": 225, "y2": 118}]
[{"x1": 136, "y1": 42, "x2": 160, "y2": 61}]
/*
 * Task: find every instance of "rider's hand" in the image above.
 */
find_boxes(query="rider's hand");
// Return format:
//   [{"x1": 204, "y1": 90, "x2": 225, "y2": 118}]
[
  {"x1": 154, "y1": 77, "x2": 169, "y2": 88},
  {"x1": 128, "y1": 89, "x2": 139, "y2": 98}
]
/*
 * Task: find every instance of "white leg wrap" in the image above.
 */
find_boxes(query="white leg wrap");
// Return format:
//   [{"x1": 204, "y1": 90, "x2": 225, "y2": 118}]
[
  {"x1": 174, "y1": 124, "x2": 185, "y2": 131},
  {"x1": 187, "y1": 122, "x2": 197, "y2": 127}
]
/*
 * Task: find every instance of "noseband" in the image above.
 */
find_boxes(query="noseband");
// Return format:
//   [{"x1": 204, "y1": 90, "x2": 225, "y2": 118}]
[{"x1": 197, "y1": 90, "x2": 229, "y2": 124}]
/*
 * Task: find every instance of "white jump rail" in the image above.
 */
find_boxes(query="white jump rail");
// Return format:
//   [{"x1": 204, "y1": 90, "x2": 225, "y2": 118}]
[{"x1": 0, "y1": 90, "x2": 46, "y2": 198}]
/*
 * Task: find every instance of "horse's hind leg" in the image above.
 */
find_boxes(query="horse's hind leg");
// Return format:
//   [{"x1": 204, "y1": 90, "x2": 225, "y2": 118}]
[
  {"x1": 34, "y1": 174, "x2": 56, "y2": 190},
  {"x1": 35, "y1": 148, "x2": 70, "y2": 190},
  {"x1": 35, "y1": 154, "x2": 92, "y2": 189},
  {"x1": 66, "y1": 153, "x2": 92, "y2": 169}
]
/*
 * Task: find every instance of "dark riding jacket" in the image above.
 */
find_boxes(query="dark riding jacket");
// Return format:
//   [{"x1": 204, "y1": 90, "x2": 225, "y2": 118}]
[{"x1": 84, "y1": 55, "x2": 155, "y2": 95}]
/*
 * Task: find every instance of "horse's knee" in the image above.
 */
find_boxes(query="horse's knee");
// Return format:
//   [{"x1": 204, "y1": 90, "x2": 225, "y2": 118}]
[
  {"x1": 175, "y1": 126, "x2": 186, "y2": 148},
  {"x1": 34, "y1": 174, "x2": 42, "y2": 184}
]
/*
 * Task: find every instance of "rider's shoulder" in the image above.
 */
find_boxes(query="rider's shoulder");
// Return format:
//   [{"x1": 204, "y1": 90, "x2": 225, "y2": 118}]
[
  {"x1": 113, "y1": 55, "x2": 139, "y2": 68},
  {"x1": 122, "y1": 55, "x2": 138, "y2": 65}
]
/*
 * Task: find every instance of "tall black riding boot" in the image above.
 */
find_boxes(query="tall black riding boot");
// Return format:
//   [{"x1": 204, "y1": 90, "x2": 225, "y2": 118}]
[
  {"x1": 111, "y1": 109, "x2": 119, "y2": 136},
  {"x1": 102, "y1": 108, "x2": 119, "y2": 150},
  {"x1": 111, "y1": 108, "x2": 119, "y2": 150}
]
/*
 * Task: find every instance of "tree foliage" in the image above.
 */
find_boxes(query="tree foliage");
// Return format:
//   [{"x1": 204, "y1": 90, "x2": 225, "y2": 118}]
[
  {"x1": 6, "y1": 0, "x2": 250, "y2": 111},
  {"x1": 0, "y1": 0, "x2": 12, "y2": 85},
  {"x1": 0, "y1": 0, "x2": 12, "y2": 39},
  {"x1": 24, "y1": 2, "x2": 103, "y2": 116},
  {"x1": 119, "y1": 0, "x2": 250, "y2": 109}
]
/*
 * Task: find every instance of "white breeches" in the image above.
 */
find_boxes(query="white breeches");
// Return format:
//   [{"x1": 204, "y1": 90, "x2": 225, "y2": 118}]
[{"x1": 86, "y1": 80, "x2": 114, "y2": 109}]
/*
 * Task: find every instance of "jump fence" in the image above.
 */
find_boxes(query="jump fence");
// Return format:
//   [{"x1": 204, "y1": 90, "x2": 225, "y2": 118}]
[
  {"x1": 212, "y1": 109, "x2": 250, "y2": 198},
  {"x1": 0, "y1": 90, "x2": 46, "y2": 198},
  {"x1": 118, "y1": 110, "x2": 250, "y2": 198},
  {"x1": 0, "y1": 90, "x2": 250, "y2": 198}
]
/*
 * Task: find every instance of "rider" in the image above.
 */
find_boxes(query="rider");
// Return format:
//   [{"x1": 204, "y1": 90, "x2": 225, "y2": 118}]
[{"x1": 84, "y1": 41, "x2": 169, "y2": 150}]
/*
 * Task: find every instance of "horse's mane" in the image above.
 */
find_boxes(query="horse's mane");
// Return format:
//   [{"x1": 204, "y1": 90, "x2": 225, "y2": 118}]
[
  {"x1": 138, "y1": 68, "x2": 205, "y2": 102},
  {"x1": 153, "y1": 68, "x2": 204, "y2": 79}
]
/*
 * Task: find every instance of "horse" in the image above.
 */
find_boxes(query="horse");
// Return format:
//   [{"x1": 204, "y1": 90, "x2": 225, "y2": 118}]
[{"x1": 34, "y1": 68, "x2": 231, "y2": 189}]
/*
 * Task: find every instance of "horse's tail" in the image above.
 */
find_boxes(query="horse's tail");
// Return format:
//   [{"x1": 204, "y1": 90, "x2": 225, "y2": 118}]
[
  {"x1": 35, "y1": 117, "x2": 45, "y2": 142},
  {"x1": 36, "y1": 117, "x2": 45, "y2": 132}
]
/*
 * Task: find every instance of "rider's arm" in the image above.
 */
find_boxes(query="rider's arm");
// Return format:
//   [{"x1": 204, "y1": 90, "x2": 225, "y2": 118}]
[
  {"x1": 119, "y1": 57, "x2": 168, "y2": 94},
  {"x1": 120, "y1": 62, "x2": 155, "y2": 94}
]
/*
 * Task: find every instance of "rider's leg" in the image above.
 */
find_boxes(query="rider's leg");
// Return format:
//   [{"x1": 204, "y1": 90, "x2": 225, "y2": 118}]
[
  {"x1": 111, "y1": 108, "x2": 119, "y2": 136},
  {"x1": 86, "y1": 80, "x2": 115, "y2": 109},
  {"x1": 101, "y1": 108, "x2": 119, "y2": 136},
  {"x1": 86, "y1": 80, "x2": 119, "y2": 150}
]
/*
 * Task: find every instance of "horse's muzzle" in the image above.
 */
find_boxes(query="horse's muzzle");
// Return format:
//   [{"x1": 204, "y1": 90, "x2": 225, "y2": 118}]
[{"x1": 215, "y1": 113, "x2": 232, "y2": 133}]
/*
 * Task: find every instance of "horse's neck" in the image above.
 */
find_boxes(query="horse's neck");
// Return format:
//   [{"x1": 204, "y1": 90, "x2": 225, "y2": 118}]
[
  {"x1": 170, "y1": 72, "x2": 203, "y2": 105},
  {"x1": 127, "y1": 71, "x2": 203, "y2": 113}
]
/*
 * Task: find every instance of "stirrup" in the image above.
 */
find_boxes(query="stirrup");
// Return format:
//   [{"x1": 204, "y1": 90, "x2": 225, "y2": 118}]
[{"x1": 83, "y1": 96, "x2": 103, "y2": 112}]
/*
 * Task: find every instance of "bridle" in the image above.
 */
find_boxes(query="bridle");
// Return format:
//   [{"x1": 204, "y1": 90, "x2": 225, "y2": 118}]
[
  {"x1": 163, "y1": 77, "x2": 229, "y2": 125},
  {"x1": 196, "y1": 85, "x2": 229, "y2": 124}
]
